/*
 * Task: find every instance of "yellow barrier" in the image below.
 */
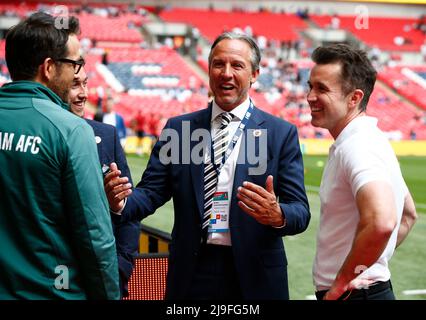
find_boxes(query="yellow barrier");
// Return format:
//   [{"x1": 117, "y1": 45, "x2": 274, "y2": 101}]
[
  {"x1": 300, "y1": 139, "x2": 426, "y2": 156},
  {"x1": 139, "y1": 224, "x2": 171, "y2": 254},
  {"x1": 125, "y1": 136, "x2": 426, "y2": 157},
  {"x1": 124, "y1": 136, "x2": 154, "y2": 155},
  {"x1": 389, "y1": 140, "x2": 426, "y2": 156},
  {"x1": 300, "y1": 139, "x2": 334, "y2": 156}
]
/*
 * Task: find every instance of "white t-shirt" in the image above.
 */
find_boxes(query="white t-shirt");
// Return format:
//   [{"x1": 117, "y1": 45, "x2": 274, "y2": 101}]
[{"x1": 313, "y1": 116, "x2": 408, "y2": 290}]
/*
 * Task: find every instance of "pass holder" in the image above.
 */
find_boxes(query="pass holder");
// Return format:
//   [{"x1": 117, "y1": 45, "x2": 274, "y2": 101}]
[
  {"x1": 210, "y1": 100, "x2": 254, "y2": 175},
  {"x1": 208, "y1": 191, "x2": 230, "y2": 233},
  {"x1": 101, "y1": 164, "x2": 111, "y2": 177}
]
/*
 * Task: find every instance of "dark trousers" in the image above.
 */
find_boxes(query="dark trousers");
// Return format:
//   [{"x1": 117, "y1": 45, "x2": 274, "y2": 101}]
[
  {"x1": 315, "y1": 280, "x2": 395, "y2": 300},
  {"x1": 186, "y1": 244, "x2": 243, "y2": 300}
]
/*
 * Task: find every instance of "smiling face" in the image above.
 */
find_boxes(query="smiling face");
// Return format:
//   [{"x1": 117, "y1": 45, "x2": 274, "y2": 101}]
[
  {"x1": 208, "y1": 39, "x2": 259, "y2": 111},
  {"x1": 47, "y1": 34, "x2": 81, "y2": 102},
  {"x1": 68, "y1": 68, "x2": 88, "y2": 117},
  {"x1": 307, "y1": 62, "x2": 361, "y2": 139}
]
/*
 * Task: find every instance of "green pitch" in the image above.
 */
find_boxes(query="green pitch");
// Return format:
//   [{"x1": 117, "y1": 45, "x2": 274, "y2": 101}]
[{"x1": 127, "y1": 154, "x2": 426, "y2": 300}]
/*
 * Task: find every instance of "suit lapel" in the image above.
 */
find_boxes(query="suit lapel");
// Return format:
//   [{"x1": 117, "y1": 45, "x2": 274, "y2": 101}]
[
  {"x1": 92, "y1": 125, "x2": 107, "y2": 165},
  {"x1": 95, "y1": 136, "x2": 104, "y2": 162},
  {"x1": 190, "y1": 105, "x2": 212, "y2": 218},
  {"x1": 231, "y1": 106, "x2": 266, "y2": 225},
  {"x1": 190, "y1": 104, "x2": 267, "y2": 221}
]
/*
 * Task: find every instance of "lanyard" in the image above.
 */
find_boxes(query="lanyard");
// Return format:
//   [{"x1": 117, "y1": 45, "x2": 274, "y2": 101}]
[{"x1": 209, "y1": 100, "x2": 254, "y2": 174}]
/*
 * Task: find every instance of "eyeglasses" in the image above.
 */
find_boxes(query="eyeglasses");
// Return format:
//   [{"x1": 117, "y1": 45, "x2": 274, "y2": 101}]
[{"x1": 55, "y1": 58, "x2": 86, "y2": 74}]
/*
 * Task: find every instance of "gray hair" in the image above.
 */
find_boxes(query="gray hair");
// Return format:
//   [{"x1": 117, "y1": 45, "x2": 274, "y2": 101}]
[{"x1": 208, "y1": 32, "x2": 261, "y2": 72}]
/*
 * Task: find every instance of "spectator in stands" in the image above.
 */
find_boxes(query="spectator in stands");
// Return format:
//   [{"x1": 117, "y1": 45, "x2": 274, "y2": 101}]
[
  {"x1": 68, "y1": 68, "x2": 140, "y2": 298},
  {"x1": 368, "y1": 46, "x2": 383, "y2": 70},
  {"x1": 94, "y1": 109, "x2": 104, "y2": 122},
  {"x1": 330, "y1": 14, "x2": 340, "y2": 29},
  {"x1": 102, "y1": 96, "x2": 127, "y2": 147},
  {"x1": 96, "y1": 85, "x2": 105, "y2": 110},
  {"x1": 80, "y1": 37, "x2": 92, "y2": 54},
  {"x1": 421, "y1": 39, "x2": 426, "y2": 62},
  {"x1": 101, "y1": 49, "x2": 109, "y2": 65},
  {"x1": 131, "y1": 110, "x2": 147, "y2": 155},
  {"x1": 307, "y1": 44, "x2": 418, "y2": 300},
  {"x1": 296, "y1": 7, "x2": 310, "y2": 20},
  {"x1": 415, "y1": 14, "x2": 426, "y2": 34},
  {"x1": 0, "y1": 12, "x2": 119, "y2": 299},
  {"x1": 393, "y1": 35, "x2": 406, "y2": 46},
  {"x1": 103, "y1": 32, "x2": 310, "y2": 300}
]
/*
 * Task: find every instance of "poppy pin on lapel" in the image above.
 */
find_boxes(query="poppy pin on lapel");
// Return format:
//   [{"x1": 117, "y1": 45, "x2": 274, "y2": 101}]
[{"x1": 253, "y1": 129, "x2": 262, "y2": 137}]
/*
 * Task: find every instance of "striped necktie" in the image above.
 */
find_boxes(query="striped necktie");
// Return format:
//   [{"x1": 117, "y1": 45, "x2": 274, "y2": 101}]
[{"x1": 202, "y1": 112, "x2": 234, "y2": 235}]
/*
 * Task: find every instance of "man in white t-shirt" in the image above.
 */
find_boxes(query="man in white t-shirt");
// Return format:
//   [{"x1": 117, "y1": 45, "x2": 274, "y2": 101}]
[{"x1": 307, "y1": 44, "x2": 418, "y2": 300}]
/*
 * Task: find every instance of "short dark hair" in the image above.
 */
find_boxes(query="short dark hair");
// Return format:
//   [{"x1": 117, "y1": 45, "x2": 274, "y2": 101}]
[
  {"x1": 208, "y1": 32, "x2": 261, "y2": 73},
  {"x1": 311, "y1": 43, "x2": 376, "y2": 111},
  {"x1": 5, "y1": 11, "x2": 80, "y2": 81}
]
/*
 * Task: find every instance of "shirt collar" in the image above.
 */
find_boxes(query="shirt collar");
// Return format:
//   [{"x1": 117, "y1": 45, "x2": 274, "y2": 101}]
[
  {"x1": 333, "y1": 115, "x2": 378, "y2": 149},
  {"x1": 211, "y1": 97, "x2": 251, "y2": 124},
  {"x1": 0, "y1": 80, "x2": 70, "y2": 111}
]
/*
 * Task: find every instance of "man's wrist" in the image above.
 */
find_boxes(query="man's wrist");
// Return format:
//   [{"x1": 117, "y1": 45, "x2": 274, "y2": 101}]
[
  {"x1": 272, "y1": 216, "x2": 286, "y2": 228},
  {"x1": 272, "y1": 206, "x2": 286, "y2": 228},
  {"x1": 110, "y1": 198, "x2": 127, "y2": 215}
]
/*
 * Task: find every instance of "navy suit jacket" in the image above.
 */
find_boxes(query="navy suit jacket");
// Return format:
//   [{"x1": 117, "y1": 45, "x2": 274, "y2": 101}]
[
  {"x1": 121, "y1": 105, "x2": 310, "y2": 300},
  {"x1": 86, "y1": 119, "x2": 140, "y2": 297}
]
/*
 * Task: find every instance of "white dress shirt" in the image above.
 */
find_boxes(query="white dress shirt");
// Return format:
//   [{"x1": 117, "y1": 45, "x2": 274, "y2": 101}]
[{"x1": 206, "y1": 98, "x2": 251, "y2": 246}]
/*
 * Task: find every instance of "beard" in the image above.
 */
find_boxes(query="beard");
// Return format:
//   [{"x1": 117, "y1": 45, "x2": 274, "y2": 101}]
[{"x1": 47, "y1": 69, "x2": 72, "y2": 103}]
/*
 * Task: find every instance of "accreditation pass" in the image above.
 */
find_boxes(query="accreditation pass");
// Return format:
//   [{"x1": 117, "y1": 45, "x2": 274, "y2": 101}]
[{"x1": 208, "y1": 191, "x2": 229, "y2": 233}]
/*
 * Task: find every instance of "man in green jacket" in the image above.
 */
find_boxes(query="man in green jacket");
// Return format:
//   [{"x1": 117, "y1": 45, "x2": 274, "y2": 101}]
[{"x1": 0, "y1": 12, "x2": 119, "y2": 299}]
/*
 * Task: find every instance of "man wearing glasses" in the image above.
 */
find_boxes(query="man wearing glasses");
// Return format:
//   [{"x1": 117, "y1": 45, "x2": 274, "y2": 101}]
[
  {"x1": 0, "y1": 12, "x2": 119, "y2": 299},
  {"x1": 68, "y1": 67, "x2": 140, "y2": 299},
  {"x1": 56, "y1": 57, "x2": 86, "y2": 75},
  {"x1": 45, "y1": 57, "x2": 85, "y2": 103}
]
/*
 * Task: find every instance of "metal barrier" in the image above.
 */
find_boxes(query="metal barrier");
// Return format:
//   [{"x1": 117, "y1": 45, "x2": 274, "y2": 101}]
[{"x1": 139, "y1": 223, "x2": 171, "y2": 254}]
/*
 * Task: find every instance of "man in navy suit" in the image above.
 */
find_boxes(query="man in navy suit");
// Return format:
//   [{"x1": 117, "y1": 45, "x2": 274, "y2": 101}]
[
  {"x1": 68, "y1": 68, "x2": 140, "y2": 298},
  {"x1": 105, "y1": 32, "x2": 310, "y2": 300}
]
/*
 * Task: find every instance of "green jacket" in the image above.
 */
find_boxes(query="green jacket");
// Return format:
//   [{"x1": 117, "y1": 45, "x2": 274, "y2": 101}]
[{"x1": 0, "y1": 81, "x2": 119, "y2": 299}]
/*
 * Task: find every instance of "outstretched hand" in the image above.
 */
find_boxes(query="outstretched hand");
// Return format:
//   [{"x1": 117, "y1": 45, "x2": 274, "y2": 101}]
[
  {"x1": 103, "y1": 162, "x2": 132, "y2": 212},
  {"x1": 237, "y1": 175, "x2": 284, "y2": 227}
]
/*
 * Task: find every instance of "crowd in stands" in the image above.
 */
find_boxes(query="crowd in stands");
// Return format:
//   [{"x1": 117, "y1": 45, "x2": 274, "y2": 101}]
[{"x1": 1, "y1": 1, "x2": 426, "y2": 145}]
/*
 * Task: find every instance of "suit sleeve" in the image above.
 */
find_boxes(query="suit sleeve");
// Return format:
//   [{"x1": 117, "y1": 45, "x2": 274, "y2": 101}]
[
  {"x1": 112, "y1": 125, "x2": 140, "y2": 297},
  {"x1": 122, "y1": 120, "x2": 173, "y2": 222},
  {"x1": 63, "y1": 123, "x2": 120, "y2": 299},
  {"x1": 276, "y1": 125, "x2": 310, "y2": 236}
]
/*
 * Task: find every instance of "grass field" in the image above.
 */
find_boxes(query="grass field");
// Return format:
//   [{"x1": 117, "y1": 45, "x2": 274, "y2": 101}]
[{"x1": 126, "y1": 153, "x2": 426, "y2": 300}]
